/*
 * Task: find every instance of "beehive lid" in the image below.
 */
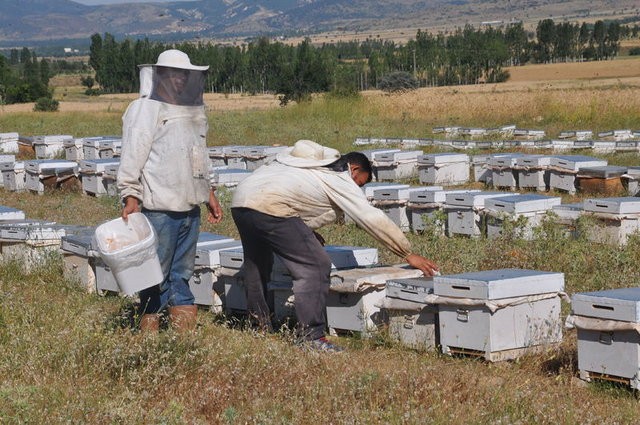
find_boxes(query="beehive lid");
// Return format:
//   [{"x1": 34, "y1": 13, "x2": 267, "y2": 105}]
[
  {"x1": 362, "y1": 183, "x2": 410, "y2": 199},
  {"x1": 550, "y1": 155, "x2": 607, "y2": 171},
  {"x1": 374, "y1": 150, "x2": 421, "y2": 163},
  {"x1": 218, "y1": 247, "x2": 244, "y2": 268},
  {"x1": 0, "y1": 206, "x2": 26, "y2": 221},
  {"x1": 484, "y1": 194, "x2": 561, "y2": 213},
  {"x1": 515, "y1": 155, "x2": 553, "y2": 167},
  {"x1": 0, "y1": 161, "x2": 23, "y2": 171},
  {"x1": 360, "y1": 148, "x2": 401, "y2": 160},
  {"x1": 324, "y1": 245, "x2": 379, "y2": 268},
  {"x1": 197, "y1": 232, "x2": 235, "y2": 245},
  {"x1": 195, "y1": 240, "x2": 243, "y2": 267},
  {"x1": 386, "y1": 277, "x2": 434, "y2": 295},
  {"x1": 552, "y1": 203, "x2": 583, "y2": 219},
  {"x1": 410, "y1": 189, "x2": 479, "y2": 204},
  {"x1": 445, "y1": 191, "x2": 516, "y2": 208},
  {"x1": 583, "y1": 197, "x2": 640, "y2": 214},
  {"x1": 25, "y1": 160, "x2": 78, "y2": 173},
  {"x1": 488, "y1": 153, "x2": 525, "y2": 167},
  {"x1": 373, "y1": 186, "x2": 433, "y2": 201},
  {"x1": 572, "y1": 288, "x2": 640, "y2": 322},
  {"x1": 434, "y1": 268, "x2": 565, "y2": 299},
  {"x1": 417, "y1": 153, "x2": 469, "y2": 165},
  {"x1": 79, "y1": 158, "x2": 120, "y2": 173},
  {"x1": 61, "y1": 228, "x2": 97, "y2": 256},
  {"x1": 577, "y1": 165, "x2": 627, "y2": 178}
]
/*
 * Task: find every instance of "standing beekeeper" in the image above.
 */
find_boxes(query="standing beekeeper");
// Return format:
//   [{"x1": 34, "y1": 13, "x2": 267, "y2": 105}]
[
  {"x1": 117, "y1": 49, "x2": 223, "y2": 333},
  {"x1": 231, "y1": 139, "x2": 439, "y2": 352}
]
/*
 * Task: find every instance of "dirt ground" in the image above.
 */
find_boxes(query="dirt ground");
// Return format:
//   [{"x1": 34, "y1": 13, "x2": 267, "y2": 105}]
[{"x1": 2, "y1": 56, "x2": 639, "y2": 114}]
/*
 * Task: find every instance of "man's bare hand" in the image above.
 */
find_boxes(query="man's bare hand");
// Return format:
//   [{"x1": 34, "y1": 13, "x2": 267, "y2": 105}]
[
  {"x1": 122, "y1": 196, "x2": 141, "y2": 221},
  {"x1": 405, "y1": 253, "x2": 439, "y2": 277},
  {"x1": 207, "y1": 190, "x2": 223, "y2": 224}
]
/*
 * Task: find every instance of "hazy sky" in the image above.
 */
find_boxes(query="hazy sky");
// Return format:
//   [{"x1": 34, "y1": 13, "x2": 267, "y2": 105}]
[{"x1": 73, "y1": 0, "x2": 193, "y2": 5}]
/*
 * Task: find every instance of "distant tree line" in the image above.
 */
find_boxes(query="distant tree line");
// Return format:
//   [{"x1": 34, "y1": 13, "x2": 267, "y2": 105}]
[{"x1": 88, "y1": 19, "x2": 632, "y2": 102}]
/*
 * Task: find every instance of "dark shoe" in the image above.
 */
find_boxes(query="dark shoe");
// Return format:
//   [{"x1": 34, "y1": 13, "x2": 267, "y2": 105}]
[{"x1": 306, "y1": 337, "x2": 345, "y2": 353}]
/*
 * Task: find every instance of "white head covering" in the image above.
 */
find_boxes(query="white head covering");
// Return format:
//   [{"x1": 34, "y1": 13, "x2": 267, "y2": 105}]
[{"x1": 276, "y1": 140, "x2": 341, "y2": 168}]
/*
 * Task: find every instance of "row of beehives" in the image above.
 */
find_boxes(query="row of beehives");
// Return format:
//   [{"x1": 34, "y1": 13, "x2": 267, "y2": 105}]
[
  {"x1": 363, "y1": 182, "x2": 640, "y2": 246},
  {"x1": 362, "y1": 148, "x2": 640, "y2": 195},
  {"x1": 1, "y1": 206, "x2": 635, "y2": 390},
  {"x1": 0, "y1": 134, "x2": 123, "y2": 160},
  {"x1": 354, "y1": 127, "x2": 640, "y2": 146},
  {"x1": 0, "y1": 154, "x2": 256, "y2": 196}
]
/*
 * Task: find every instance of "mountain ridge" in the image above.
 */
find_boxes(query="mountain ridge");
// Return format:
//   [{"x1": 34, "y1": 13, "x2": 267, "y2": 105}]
[{"x1": 0, "y1": 0, "x2": 638, "y2": 45}]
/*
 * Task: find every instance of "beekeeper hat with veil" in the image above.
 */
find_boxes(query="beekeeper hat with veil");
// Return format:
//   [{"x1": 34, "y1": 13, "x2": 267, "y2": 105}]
[{"x1": 142, "y1": 49, "x2": 209, "y2": 106}]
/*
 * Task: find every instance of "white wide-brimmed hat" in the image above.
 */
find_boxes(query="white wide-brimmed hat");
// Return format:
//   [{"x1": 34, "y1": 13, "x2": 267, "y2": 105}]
[
  {"x1": 146, "y1": 49, "x2": 209, "y2": 71},
  {"x1": 276, "y1": 139, "x2": 341, "y2": 168}
]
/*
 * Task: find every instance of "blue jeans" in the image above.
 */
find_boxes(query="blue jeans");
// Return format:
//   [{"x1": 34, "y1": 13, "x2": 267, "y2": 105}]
[{"x1": 139, "y1": 207, "x2": 200, "y2": 314}]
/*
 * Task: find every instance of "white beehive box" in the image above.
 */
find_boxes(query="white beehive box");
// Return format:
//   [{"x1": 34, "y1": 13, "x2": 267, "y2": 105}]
[
  {"x1": 33, "y1": 135, "x2": 72, "y2": 159},
  {"x1": 210, "y1": 168, "x2": 252, "y2": 188},
  {"x1": 0, "y1": 161, "x2": 26, "y2": 192},
  {"x1": 360, "y1": 148, "x2": 401, "y2": 161},
  {"x1": 0, "y1": 221, "x2": 65, "y2": 271},
  {"x1": 488, "y1": 154, "x2": 524, "y2": 190},
  {"x1": 326, "y1": 288, "x2": 387, "y2": 335},
  {"x1": 207, "y1": 146, "x2": 226, "y2": 167},
  {"x1": 515, "y1": 155, "x2": 553, "y2": 191},
  {"x1": 194, "y1": 240, "x2": 242, "y2": 267},
  {"x1": 582, "y1": 197, "x2": 640, "y2": 245},
  {"x1": 435, "y1": 268, "x2": 564, "y2": 361},
  {"x1": 598, "y1": 129, "x2": 633, "y2": 141},
  {"x1": 60, "y1": 229, "x2": 98, "y2": 293},
  {"x1": 81, "y1": 137, "x2": 110, "y2": 160},
  {"x1": 272, "y1": 245, "x2": 380, "y2": 282},
  {"x1": 0, "y1": 155, "x2": 15, "y2": 187},
  {"x1": 622, "y1": 167, "x2": 640, "y2": 196},
  {"x1": 94, "y1": 257, "x2": 120, "y2": 293},
  {"x1": 361, "y1": 182, "x2": 410, "y2": 201},
  {"x1": 219, "y1": 247, "x2": 245, "y2": 269},
  {"x1": 221, "y1": 268, "x2": 246, "y2": 316},
  {"x1": 384, "y1": 277, "x2": 438, "y2": 350},
  {"x1": 189, "y1": 267, "x2": 223, "y2": 308},
  {"x1": 445, "y1": 191, "x2": 517, "y2": 237},
  {"x1": 484, "y1": 194, "x2": 561, "y2": 239},
  {"x1": 64, "y1": 138, "x2": 84, "y2": 161},
  {"x1": 372, "y1": 150, "x2": 421, "y2": 181},
  {"x1": 24, "y1": 160, "x2": 78, "y2": 194},
  {"x1": 417, "y1": 153, "x2": 470, "y2": 185},
  {"x1": 80, "y1": 159, "x2": 120, "y2": 196},
  {"x1": 583, "y1": 197, "x2": 640, "y2": 215},
  {"x1": 243, "y1": 145, "x2": 287, "y2": 171},
  {"x1": 373, "y1": 186, "x2": 429, "y2": 232},
  {"x1": 571, "y1": 288, "x2": 640, "y2": 389},
  {"x1": 0, "y1": 206, "x2": 26, "y2": 221},
  {"x1": 222, "y1": 146, "x2": 247, "y2": 169},
  {"x1": 0, "y1": 132, "x2": 19, "y2": 154},
  {"x1": 98, "y1": 138, "x2": 122, "y2": 159},
  {"x1": 101, "y1": 163, "x2": 120, "y2": 196},
  {"x1": 408, "y1": 189, "x2": 478, "y2": 234}
]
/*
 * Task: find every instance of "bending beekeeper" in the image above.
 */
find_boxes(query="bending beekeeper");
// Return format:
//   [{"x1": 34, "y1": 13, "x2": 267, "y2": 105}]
[
  {"x1": 231, "y1": 139, "x2": 439, "y2": 352},
  {"x1": 117, "y1": 49, "x2": 223, "y2": 333}
]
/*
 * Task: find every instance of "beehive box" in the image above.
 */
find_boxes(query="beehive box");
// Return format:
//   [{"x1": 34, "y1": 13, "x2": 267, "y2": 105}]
[
  {"x1": 488, "y1": 154, "x2": 524, "y2": 190},
  {"x1": 361, "y1": 182, "x2": 410, "y2": 202},
  {"x1": 571, "y1": 288, "x2": 640, "y2": 389},
  {"x1": 0, "y1": 132, "x2": 19, "y2": 154},
  {"x1": 33, "y1": 135, "x2": 72, "y2": 159},
  {"x1": 24, "y1": 160, "x2": 79, "y2": 194},
  {"x1": 189, "y1": 267, "x2": 223, "y2": 309},
  {"x1": 515, "y1": 155, "x2": 553, "y2": 191},
  {"x1": 371, "y1": 150, "x2": 422, "y2": 181},
  {"x1": 102, "y1": 163, "x2": 120, "y2": 196},
  {"x1": 384, "y1": 277, "x2": 438, "y2": 350},
  {"x1": 210, "y1": 168, "x2": 252, "y2": 188},
  {"x1": 0, "y1": 206, "x2": 25, "y2": 221},
  {"x1": 582, "y1": 197, "x2": 640, "y2": 245},
  {"x1": 435, "y1": 269, "x2": 564, "y2": 361},
  {"x1": 0, "y1": 221, "x2": 66, "y2": 271},
  {"x1": 98, "y1": 138, "x2": 122, "y2": 159},
  {"x1": 372, "y1": 186, "x2": 428, "y2": 232},
  {"x1": 550, "y1": 203, "x2": 583, "y2": 238},
  {"x1": 207, "y1": 146, "x2": 226, "y2": 167},
  {"x1": 82, "y1": 137, "x2": 109, "y2": 160},
  {"x1": 60, "y1": 230, "x2": 97, "y2": 293},
  {"x1": 94, "y1": 257, "x2": 120, "y2": 294},
  {"x1": 79, "y1": 159, "x2": 120, "y2": 196},
  {"x1": 484, "y1": 194, "x2": 561, "y2": 240},
  {"x1": 223, "y1": 146, "x2": 247, "y2": 169},
  {"x1": 0, "y1": 161, "x2": 26, "y2": 192},
  {"x1": 622, "y1": 167, "x2": 640, "y2": 196},
  {"x1": 417, "y1": 153, "x2": 470, "y2": 185},
  {"x1": 64, "y1": 138, "x2": 84, "y2": 161},
  {"x1": 408, "y1": 189, "x2": 478, "y2": 234},
  {"x1": 549, "y1": 155, "x2": 608, "y2": 194},
  {"x1": 577, "y1": 166, "x2": 627, "y2": 196},
  {"x1": 445, "y1": 191, "x2": 517, "y2": 237},
  {"x1": 195, "y1": 239, "x2": 242, "y2": 268},
  {"x1": 243, "y1": 145, "x2": 287, "y2": 171},
  {"x1": 221, "y1": 268, "x2": 247, "y2": 316}
]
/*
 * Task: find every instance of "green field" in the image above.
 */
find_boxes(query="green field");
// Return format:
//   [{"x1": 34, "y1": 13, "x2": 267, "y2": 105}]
[{"x1": 2, "y1": 83, "x2": 640, "y2": 423}]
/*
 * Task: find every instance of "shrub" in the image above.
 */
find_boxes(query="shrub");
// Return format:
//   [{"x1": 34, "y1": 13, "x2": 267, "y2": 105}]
[
  {"x1": 378, "y1": 71, "x2": 419, "y2": 92},
  {"x1": 33, "y1": 96, "x2": 59, "y2": 112}
]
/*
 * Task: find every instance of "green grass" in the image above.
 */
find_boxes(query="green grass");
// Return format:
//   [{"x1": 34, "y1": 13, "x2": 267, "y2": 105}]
[{"x1": 3, "y1": 89, "x2": 640, "y2": 422}]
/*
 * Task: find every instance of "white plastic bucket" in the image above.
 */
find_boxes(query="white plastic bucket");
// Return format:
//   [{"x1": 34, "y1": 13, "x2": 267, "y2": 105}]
[{"x1": 94, "y1": 213, "x2": 163, "y2": 295}]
